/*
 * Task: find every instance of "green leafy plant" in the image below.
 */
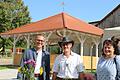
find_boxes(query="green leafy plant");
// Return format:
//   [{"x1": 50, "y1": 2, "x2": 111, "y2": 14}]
[{"x1": 18, "y1": 59, "x2": 36, "y2": 80}]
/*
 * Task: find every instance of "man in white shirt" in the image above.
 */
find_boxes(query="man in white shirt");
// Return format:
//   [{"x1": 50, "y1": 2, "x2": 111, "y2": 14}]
[
  {"x1": 17, "y1": 34, "x2": 50, "y2": 80},
  {"x1": 52, "y1": 37, "x2": 85, "y2": 80}
]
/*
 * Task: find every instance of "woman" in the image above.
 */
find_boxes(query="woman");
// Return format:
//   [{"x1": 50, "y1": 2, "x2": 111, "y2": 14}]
[{"x1": 96, "y1": 39, "x2": 120, "y2": 80}]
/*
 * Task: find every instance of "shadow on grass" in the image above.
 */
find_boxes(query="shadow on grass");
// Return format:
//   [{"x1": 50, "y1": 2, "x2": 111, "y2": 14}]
[{"x1": 0, "y1": 65, "x2": 19, "y2": 70}]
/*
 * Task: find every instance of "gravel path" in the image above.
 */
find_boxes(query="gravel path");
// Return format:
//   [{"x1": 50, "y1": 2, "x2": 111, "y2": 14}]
[{"x1": 0, "y1": 69, "x2": 18, "y2": 80}]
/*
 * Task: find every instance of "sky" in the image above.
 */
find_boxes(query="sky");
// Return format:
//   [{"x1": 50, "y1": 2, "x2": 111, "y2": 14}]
[{"x1": 23, "y1": 0, "x2": 120, "y2": 22}]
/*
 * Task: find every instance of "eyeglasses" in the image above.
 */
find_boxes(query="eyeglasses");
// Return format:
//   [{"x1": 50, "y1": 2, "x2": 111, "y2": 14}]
[{"x1": 36, "y1": 39, "x2": 44, "y2": 42}]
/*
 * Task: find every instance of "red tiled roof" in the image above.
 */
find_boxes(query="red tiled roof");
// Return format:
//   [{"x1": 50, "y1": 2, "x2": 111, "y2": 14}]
[{"x1": 0, "y1": 12, "x2": 103, "y2": 36}]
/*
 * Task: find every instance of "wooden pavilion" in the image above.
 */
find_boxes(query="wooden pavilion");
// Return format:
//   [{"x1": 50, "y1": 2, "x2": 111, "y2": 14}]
[{"x1": 0, "y1": 12, "x2": 103, "y2": 69}]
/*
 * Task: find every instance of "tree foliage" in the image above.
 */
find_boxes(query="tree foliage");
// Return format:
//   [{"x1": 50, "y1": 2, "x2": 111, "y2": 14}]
[
  {"x1": 0, "y1": 0, "x2": 31, "y2": 32},
  {"x1": 0, "y1": 0, "x2": 31, "y2": 51}
]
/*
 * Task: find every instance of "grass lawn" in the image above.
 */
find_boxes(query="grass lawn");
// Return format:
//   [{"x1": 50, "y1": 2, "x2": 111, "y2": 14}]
[
  {"x1": 0, "y1": 66, "x2": 9, "y2": 70},
  {"x1": 85, "y1": 69, "x2": 96, "y2": 74}
]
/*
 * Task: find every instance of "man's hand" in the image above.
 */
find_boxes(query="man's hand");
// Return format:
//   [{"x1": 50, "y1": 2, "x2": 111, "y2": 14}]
[
  {"x1": 84, "y1": 73, "x2": 96, "y2": 80},
  {"x1": 52, "y1": 72, "x2": 58, "y2": 80}
]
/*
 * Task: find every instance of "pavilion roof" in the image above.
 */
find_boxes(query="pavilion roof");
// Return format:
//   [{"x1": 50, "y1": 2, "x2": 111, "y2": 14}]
[{"x1": 0, "y1": 12, "x2": 103, "y2": 36}]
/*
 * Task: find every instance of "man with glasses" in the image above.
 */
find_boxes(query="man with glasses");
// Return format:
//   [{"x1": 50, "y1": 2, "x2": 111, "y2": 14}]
[
  {"x1": 17, "y1": 34, "x2": 50, "y2": 80},
  {"x1": 52, "y1": 37, "x2": 85, "y2": 80}
]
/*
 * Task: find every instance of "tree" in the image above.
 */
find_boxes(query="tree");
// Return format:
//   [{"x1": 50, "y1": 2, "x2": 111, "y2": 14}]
[{"x1": 0, "y1": 0, "x2": 31, "y2": 50}]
